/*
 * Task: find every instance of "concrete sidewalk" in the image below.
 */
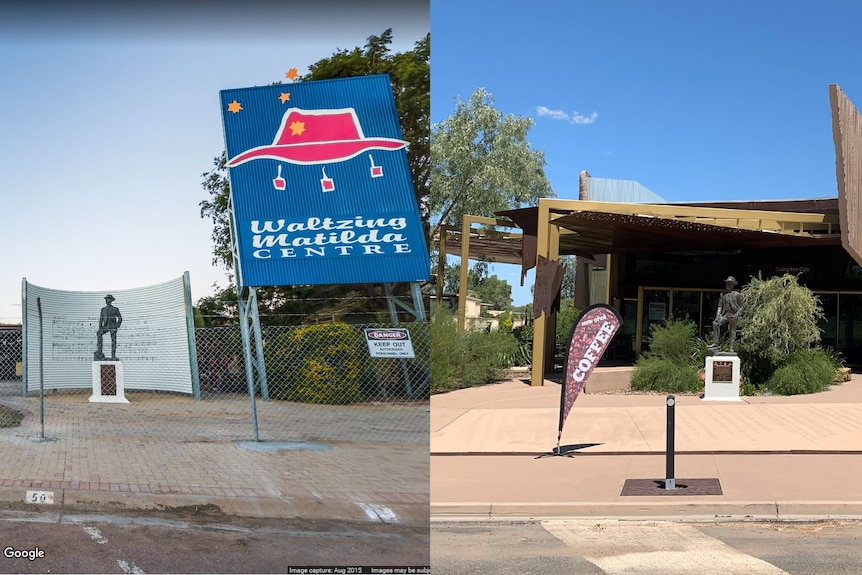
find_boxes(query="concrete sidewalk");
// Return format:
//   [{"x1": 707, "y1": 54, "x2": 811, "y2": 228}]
[
  {"x1": 431, "y1": 373, "x2": 862, "y2": 519},
  {"x1": 0, "y1": 388, "x2": 429, "y2": 527}
]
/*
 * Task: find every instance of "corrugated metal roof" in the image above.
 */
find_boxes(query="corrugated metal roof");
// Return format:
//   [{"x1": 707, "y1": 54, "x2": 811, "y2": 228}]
[{"x1": 588, "y1": 177, "x2": 666, "y2": 203}]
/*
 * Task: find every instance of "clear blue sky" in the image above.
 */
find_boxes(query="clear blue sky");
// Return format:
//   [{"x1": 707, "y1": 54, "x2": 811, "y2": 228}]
[
  {"x1": 0, "y1": 0, "x2": 428, "y2": 324},
  {"x1": 431, "y1": 0, "x2": 862, "y2": 307}
]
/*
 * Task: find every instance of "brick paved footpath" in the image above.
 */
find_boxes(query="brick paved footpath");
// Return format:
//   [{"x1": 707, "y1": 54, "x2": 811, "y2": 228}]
[{"x1": 0, "y1": 389, "x2": 429, "y2": 526}]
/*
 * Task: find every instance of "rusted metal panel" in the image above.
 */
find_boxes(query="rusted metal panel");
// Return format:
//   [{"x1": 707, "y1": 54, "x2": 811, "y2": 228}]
[{"x1": 830, "y1": 84, "x2": 862, "y2": 265}]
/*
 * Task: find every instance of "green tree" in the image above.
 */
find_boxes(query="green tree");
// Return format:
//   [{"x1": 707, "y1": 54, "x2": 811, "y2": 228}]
[
  {"x1": 555, "y1": 299, "x2": 580, "y2": 347},
  {"x1": 430, "y1": 88, "x2": 555, "y2": 240},
  {"x1": 474, "y1": 275, "x2": 512, "y2": 311},
  {"x1": 198, "y1": 30, "x2": 429, "y2": 321},
  {"x1": 559, "y1": 255, "x2": 577, "y2": 300},
  {"x1": 442, "y1": 260, "x2": 489, "y2": 294},
  {"x1": 303, "y1": 29, "x2": 430, "y2": 217},
  {"x1": 441, "y1": 260, "x2": 512, "y2": 310}
]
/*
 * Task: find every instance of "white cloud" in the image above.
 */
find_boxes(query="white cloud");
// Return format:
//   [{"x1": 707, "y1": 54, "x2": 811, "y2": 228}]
[
  {"x1": 536, "y1": 106, "x2": 598, "y2": 125},
  {"x1": 571, "y1": 111, "x2": 599, "y2": 124},
  {"x1": 536, "y1": 106, "x2": 570, "y2": 121}
]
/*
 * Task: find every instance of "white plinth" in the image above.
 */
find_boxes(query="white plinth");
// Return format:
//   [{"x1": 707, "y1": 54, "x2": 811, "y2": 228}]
[
  {"x1": 703, "y1": 355, "x2": 742, "y2": 401},
  {"x1": 90, "y1": 361, "x2": 129, "y2": 403}
]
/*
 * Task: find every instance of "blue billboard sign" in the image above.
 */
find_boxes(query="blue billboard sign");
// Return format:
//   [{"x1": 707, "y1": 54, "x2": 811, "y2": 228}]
[{"x1": 220, "y1": 74, "x2": 429, "y2": 288}]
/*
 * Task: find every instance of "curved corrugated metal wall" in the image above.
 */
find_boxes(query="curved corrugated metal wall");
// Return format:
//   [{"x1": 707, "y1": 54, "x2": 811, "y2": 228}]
[{"x1": 23, "y1": 276, "x2": 194, "y2": 395}]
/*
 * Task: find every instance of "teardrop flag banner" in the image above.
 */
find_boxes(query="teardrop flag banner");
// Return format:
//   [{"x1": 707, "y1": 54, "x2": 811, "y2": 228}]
[{"x1": 557, "y1": 303, "x2": 622, "y2": 452}]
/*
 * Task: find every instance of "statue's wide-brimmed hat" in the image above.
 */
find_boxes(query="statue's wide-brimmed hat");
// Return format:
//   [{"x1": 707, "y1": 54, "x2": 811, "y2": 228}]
[
  {"x1": 724, "y1": 276, "x2": 737, "y2": 285},
  {"x1": 104, "y1": 294, "x2": 115, "y2": 302},
  {"x1": 226, "y1": 108, "x2": 408, "y2": 167}
]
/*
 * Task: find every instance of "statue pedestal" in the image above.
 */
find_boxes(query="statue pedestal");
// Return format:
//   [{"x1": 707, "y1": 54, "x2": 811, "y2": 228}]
[
  {"x1": 90, "y1": 361, "x2": 129, "y2": 403},
  {"x1": 703, "y1": 355, "x2": 742, "y2": 401}
]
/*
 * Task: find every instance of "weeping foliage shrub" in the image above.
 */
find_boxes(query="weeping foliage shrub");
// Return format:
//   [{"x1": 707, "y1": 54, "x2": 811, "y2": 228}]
[
  {"x1": 631, "y1": 319, "x2": 702, "y2": 393},
  {"x1": 737, "y1": 274, "x2": 825, "y2": 389}
]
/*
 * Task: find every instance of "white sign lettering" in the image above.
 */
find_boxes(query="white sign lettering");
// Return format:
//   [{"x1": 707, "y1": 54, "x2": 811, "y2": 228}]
[
  {"x1": 250, "y1": 215, "x2": 415, "y2": 259},
  {"x1": 364, "y1": 328, "x2": 415, "y2": 358}
]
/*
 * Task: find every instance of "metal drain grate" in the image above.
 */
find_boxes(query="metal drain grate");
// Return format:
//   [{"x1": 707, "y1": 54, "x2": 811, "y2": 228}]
[{"x1": 621, "y1": 478, "x2": 723, "y2": 496}]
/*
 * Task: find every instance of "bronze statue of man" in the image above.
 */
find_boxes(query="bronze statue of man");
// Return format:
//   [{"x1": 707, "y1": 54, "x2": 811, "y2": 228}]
[
  {"x1": 95, "y1": 294, "x2": 123, "y2": 361},
  {"x1": 711, "y1": 276, "x2": 743, "y2": 352}
]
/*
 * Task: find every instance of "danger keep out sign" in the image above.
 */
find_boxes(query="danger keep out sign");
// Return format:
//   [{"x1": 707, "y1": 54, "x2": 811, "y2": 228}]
[{"x1": 364, "y1": 328, "x2": 415, "y2": 358}]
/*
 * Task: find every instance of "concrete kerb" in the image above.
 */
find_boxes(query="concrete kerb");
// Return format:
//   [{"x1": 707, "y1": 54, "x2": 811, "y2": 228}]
[
  {"x1": 431, "y1": 501, "x2": 862, "y2": 521},
  {"x1": 0, "y1": 486, "x2": 430, "y2": 526}
]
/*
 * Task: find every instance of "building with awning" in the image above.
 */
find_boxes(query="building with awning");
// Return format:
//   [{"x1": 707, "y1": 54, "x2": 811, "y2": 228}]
[{"x1": 436, "y1": 84, "x2": 862, "y2": 387}]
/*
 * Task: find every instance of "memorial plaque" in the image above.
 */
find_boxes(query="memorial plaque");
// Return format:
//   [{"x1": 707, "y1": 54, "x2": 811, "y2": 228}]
[
  {"x1": 704, "y1": 355, "x2": 742, "y2": 401},
  {"x1": 100, "y1": 364, "x2": 117, "y2": 396},
  {"x1": 713, "y1": 361, "x2": 733, "y2": 383}
]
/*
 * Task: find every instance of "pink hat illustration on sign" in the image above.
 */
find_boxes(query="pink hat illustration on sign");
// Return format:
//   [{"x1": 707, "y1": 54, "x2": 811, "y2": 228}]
[{"x1": 226, "y1": 107, "x2": 408, "y2": 167}]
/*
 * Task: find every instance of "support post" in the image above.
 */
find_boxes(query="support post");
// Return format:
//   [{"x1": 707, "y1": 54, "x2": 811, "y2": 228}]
[
  {"x1": 665, "y1": 394, "x2": 676, "y2": 490},
  {"x1": 458, "y1": 215, "x2": 471, "y2": 334},
  {"x1": 183, "y1": 271, "x2": 202, "y2": 400},
  {"x1": 248, "y1": 289, "x2": 269, "y2": 402},
  {"x1": 20, "y1": 278, "x2": 28, "y2": 397},
  {"x1": 37, "y1": 297, "x2": 44, "y2": 439},
  {"x1": 238, "y1": 288, "x2": 261, "y2": 441},
  {"x1": 436, "y1": 226, "x2": 447, "y2": 306},
  {"x1": 531, "y1": 200, "x2": 552, "y2": 386},
  {"x1": 384, "y1": 282, "x2": 426, "y2": 398}
]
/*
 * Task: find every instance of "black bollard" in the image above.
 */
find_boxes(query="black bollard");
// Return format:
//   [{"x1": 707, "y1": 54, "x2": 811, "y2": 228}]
[{"x1": 665, "y1": 394, "x2": 676, "y2": 490}]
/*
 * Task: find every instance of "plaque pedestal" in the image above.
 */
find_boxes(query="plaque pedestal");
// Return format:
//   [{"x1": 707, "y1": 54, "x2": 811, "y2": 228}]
[
  {"x1": 90, "y1": 361, "x2": 129, "y2": 403},
  {"x1": 703, "y1": 355, "x2": 742, "y2": 401}
]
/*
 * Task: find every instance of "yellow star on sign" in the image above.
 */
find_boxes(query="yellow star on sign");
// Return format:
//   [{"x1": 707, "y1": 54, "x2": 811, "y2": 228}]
[
  {"x1": 285, "y1": 67, "x2": 299, "y2": 81},
  {"x1": 227, "y1": 100, "x2": 242, "y2": 114},
  {"x1": 279, "y1": 92, "x2": 291, "y2": 104},
  {"x1": 289, "y1": 121, "x2": 305, "y2": 136}
]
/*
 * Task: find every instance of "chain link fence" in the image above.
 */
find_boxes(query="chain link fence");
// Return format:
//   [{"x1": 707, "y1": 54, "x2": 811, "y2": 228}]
[{"x1": 0, "y1": 321, "x2": 429, "y2": 445}]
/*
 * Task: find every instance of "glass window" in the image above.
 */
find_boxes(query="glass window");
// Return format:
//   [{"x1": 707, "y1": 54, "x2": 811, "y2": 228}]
[
  {"x1": 642, "y1": 289, "x2": 670, "y2": 352},
  {"x1": 817, "y1": 293, "x2": 837, "y2": 350},
  {"x1": 838, "y1": 294, "x2": 862, "y2": 365},
  {"x1": 671, "y1": 290, "x2": 702, "y2": 324}
]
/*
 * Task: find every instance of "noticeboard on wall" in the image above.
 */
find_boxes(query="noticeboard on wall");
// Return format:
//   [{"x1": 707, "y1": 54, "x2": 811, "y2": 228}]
[{"x1": 220, "y1": 74, "x2": 429, "y2": 288}]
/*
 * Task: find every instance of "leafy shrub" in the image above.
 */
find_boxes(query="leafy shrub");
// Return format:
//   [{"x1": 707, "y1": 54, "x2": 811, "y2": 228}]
[
  {"x1": 513, "y1": 323, "x2": 533, "y2": 346},
  {"x1": 555, "y1": 300, "x2": 580, "y2": 348},
  {"x1": 0, "y1": 405, "x2": 23, "y2": 428},
  {"x1": 496, "y1": 311, "x2": 515, "y2": 332},
  {"x1": 740, "y1": 382, "x2": 758, "y2": 396},
  {"x1": 631, "y1": 356, "x2": 702, "y2": 394},
  {"x1": 510, "y1": 323, "x2": 533, "y2": 367},
  {"x1": 431, "y1": 309, "x2": 520, "y2": 393},
  {"x1": 767, "y1": 348, "x2": 838, "y2": 395},
  {"x1": 630, "y1": 319, "x2": 704, "y2": 394},
  {"x1": 645, "y1": 319, "x2": 699, "y2": 366},
  {"x1": 265, "y1": 323, "x2": 367, "y2": 404}
]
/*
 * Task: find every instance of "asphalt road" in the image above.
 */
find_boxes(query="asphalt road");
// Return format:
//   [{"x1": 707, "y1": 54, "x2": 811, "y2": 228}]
[
  {"x1": 0, "y1": 509, "x2": 430, "y2": 573},
  {"x1": 431, "y1": 519, "x2": 862, "y2": 575}
]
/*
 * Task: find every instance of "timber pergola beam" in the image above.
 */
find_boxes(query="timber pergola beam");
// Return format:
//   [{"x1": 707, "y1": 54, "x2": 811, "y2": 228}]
[{"x1": 455, "y1": 215, "x2": 523, "y2": 333}]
